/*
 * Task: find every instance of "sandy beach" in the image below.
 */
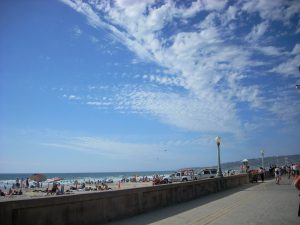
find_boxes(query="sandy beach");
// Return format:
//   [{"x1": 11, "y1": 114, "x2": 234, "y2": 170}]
[{"x1": 0, "y1": 181, "x2": 154, "y2": 202}]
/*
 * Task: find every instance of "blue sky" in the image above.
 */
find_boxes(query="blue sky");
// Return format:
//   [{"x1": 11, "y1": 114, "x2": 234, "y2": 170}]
[{"x1": 0, "y1": 0, "x2": 300, "y2": 173}]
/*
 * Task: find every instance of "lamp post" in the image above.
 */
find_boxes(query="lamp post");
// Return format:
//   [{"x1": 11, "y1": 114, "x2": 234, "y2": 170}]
[
  {"x1": 261, "y1": 150, "x2": 264, "y2": 169},
  {"x1": 215, "y1": 136, "x2": 223, "y2": 177}
]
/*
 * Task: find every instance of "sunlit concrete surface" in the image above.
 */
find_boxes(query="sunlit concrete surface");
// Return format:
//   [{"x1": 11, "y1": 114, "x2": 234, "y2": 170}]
[{"x1": 106, "y1": 176, "x2": 299, "y2": 225}]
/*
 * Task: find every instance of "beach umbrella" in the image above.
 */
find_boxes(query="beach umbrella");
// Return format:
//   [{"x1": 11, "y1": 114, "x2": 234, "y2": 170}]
[
  {"x1": 30, "y1": 173, "x2": 47, "y2": 182},
  {"x1": 46, "y1": 177, "x2": 62, "y2": 183}
]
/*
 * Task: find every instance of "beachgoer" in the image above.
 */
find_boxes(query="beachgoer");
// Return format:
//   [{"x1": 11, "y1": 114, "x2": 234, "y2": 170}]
[
  {"x1": 61, "y1": 184, "x2": 64, "y2": 194},
  {"x1": 16, "y1": 177, "x2": 20, "y2": 188},
  {"x1": 100, "y1": 183, "x2": 110, "y2": 190},
  {"x1": 293, "y1": 175, "x2": 300, "y2": 216},
  {"x1": 0, "y1": 189, "x2": 5, "y2": 196},
  {"x1": 259, "y1": 167, "x2": 265, "y2": 182},
  {"x1": 292, "y1": 164, "x2": 298, "y2": 177},
  {"x1": 51, "y1": 182, "x2": 58, "y2": 194},
  {"x1": 287, "y1": 166, "x2": 291, "y2": 183},
  {"x1": 74, "y1": 180, "x2": 78, "y2": 189},
  {"x1": 26, "y1": 178, "x2": 29, "y2": 188},
  {"x1": 275, "y1": 167, "x2": 281, "y2": 184}
]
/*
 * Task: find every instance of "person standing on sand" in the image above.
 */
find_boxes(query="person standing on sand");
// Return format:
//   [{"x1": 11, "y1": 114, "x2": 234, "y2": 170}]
[
  {"x1": 16, "y1": 177, "x2": 20, "y2": 188},
  {"x1": 21, "y1": 178, "x2": 24, "y2": 188},
  {"x1": 26, "y1": 178, "x2": 29, "y2": 188},
  {"x1": 8, "y1": 188, "x2": 13, "y2": 196}
]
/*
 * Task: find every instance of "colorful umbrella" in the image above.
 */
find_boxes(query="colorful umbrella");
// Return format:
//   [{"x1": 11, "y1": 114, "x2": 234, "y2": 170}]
[{"x1": 30, "y1": 173, "x2": 47, "y2": 182}]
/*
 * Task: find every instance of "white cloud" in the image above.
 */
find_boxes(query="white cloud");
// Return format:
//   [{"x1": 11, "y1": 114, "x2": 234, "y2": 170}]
[
  {"x1": 246, "y1": 21, "x2": 269, "y2": 42},
  {"x1": 61, "y1": 0, "x2": 300, "y2": 135},
  {"x1": 63, "y1": 94, "x2": 81, "y2": 100},
  {"x1": 200, "y1": 0, "x2": 227, "y2": 11},
  {"x1": 73, "y1": 25, "x2": 82, "y2": 37},
  {"x1": 45, "y1": 136, "x2": 157, "y2": 156},
  {"x1": 291, "y1": 44, "x2": 300, "y2": 55},
  {"x1": 241, "y1": 0, "x2": 300, "y2": 23},
  {"x1": 296, "y1": 19, "x2": 300, "y2": 33},
  {"x1": 267, "y1": 88, "x2": 300, "y2": 121},
  {"x1": 86, "y1": 101, "x2": 112, "y2": 106},
  {"x1": 116, "y1": 89, "x2": 241, "y2": 134},
  {"x1": 42, "y1": 135, "x2": 190, "y2": 165},
  {"x1": 61, "y1": 0, "x2": 103, "y2": 27},
  {"x1": 270, "y1": 48, "x2": 300, "y2": 77},
  {"x1": 89, "y1": 35, "x2": 99, "y2": 43},
  {"x1": 255, "y1": 46, "x2": 284, "y2": 56}
]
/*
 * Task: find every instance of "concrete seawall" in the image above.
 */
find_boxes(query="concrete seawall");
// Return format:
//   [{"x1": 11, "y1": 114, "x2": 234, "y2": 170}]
[{"x1": 0, "y1": 174, "x2": 248, "y2": 225}]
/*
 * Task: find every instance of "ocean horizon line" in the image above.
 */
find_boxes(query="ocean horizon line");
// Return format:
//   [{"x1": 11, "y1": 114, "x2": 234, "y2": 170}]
[{"x1": 0, "y1": 170, "x2": 176, "y2": 175}]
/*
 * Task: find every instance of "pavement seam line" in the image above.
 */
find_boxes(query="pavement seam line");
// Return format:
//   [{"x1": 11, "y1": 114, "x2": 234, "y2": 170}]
[
  {"x1": 186, "y1": 191, "x2": 254, "y2": 225},
  {"x1": 203, "y1": 181, "x2": 275, "y2": 225}
]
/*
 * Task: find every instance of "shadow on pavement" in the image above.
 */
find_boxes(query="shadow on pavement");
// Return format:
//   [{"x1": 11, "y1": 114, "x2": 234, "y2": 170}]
[{"x1": 105, "y1": 181, "x2": 263, "y2": 225}]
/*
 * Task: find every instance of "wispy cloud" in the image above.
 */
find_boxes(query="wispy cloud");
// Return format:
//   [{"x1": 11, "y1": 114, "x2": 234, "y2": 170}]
[
  {"x1": 42, "y1": 134, "x2": 202, "y2": 167},
  {"x1": 246, "y1": 21, "x2": 269, "y2": 43},
  {"x1": 60, "y1": 0, "x2": 300, "y2": 136},
  {"x1": 44, "y1": 136, "x2": 157, "y2": 157},
  {"x1": 241, "y1": 0, "x2": 300, "y2": 23},
  {"x1": 63, "y1": 94, "x2": 82, "y2": 100},
  {"x1": 270, "y1": 43, "x2": 300, "y2": 77},
  {"x1": 89, "y1": 35, "x2": 99, "y2": 43},
  {"x1": 117, "y1": 88, "x2": 241, "y2": 133},
  {"x1": 73, "y1": 25, "x2": 82, "y2": 37}
]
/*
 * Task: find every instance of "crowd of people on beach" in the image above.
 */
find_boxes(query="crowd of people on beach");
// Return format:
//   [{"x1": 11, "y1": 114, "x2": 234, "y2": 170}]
[
  {"x1": 4, "y1": 177, "x2": 31, "y2": 190},
  {"x1": 68, "y1": 180, "x2": 112, "y2": 191},
  {"x1": 1, "y1": 166, "x2": 300, "y2": 203},
  {"x1": 0, "y1": 177, "x2": 139, "y2": 199},
  {"x1": 0, "y1": 177, "x2": 29, "y2": 197}
]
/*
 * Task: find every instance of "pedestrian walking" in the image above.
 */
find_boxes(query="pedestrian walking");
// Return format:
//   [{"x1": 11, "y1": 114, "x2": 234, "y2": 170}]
[
  {"x1": 287, "y1": 166, "x2": 291, "y2": 184},
  {"x1": 293, "y1": 175, "x2": 300, "y2": 216},
  {"x1": 275, "y1": 167, "x2": 281, "y2": 184},
  {"x1": 259, "y1": 167, "x2": 265, "y2": 182}
]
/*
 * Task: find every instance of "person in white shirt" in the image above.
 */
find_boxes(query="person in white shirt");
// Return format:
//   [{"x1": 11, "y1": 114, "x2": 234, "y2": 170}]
[{"x1": 274, "y1": 167, "x2": 281, "y2": 184}]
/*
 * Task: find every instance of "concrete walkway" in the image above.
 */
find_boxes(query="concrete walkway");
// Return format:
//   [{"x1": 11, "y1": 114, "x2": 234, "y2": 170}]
[{"x1": 106, "y1": 176, "x2": 299, "y2": 225}]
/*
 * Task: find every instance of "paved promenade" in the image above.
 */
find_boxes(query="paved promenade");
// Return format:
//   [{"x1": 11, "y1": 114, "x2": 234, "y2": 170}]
[{"x1": 107, "y1": 176, "x2": 299, "y2": 225}]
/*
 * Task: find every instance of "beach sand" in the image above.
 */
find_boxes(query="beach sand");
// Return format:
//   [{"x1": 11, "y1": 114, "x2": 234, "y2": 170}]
[{"x1": 0, "y1": 181, "x2": 153, "y2": 201}]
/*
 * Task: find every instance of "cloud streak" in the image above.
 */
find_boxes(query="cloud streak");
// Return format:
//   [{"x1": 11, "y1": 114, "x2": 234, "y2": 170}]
[{"x1": 60, "y1": 0, "x2": 300, "y2": 135}]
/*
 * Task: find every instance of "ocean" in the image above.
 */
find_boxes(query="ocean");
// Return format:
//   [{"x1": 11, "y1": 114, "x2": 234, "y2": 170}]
[{"x1": 0, "y1": 171, "x2": 173, "y2": 189}]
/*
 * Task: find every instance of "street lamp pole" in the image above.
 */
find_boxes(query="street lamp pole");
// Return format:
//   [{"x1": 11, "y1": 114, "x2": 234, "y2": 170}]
[
  {"x1": 215, "y1": 136, "x2": 223, "y2": 177},
  {"x1": 261, "y1": 150, "x2": 264, "y2": 169}
]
